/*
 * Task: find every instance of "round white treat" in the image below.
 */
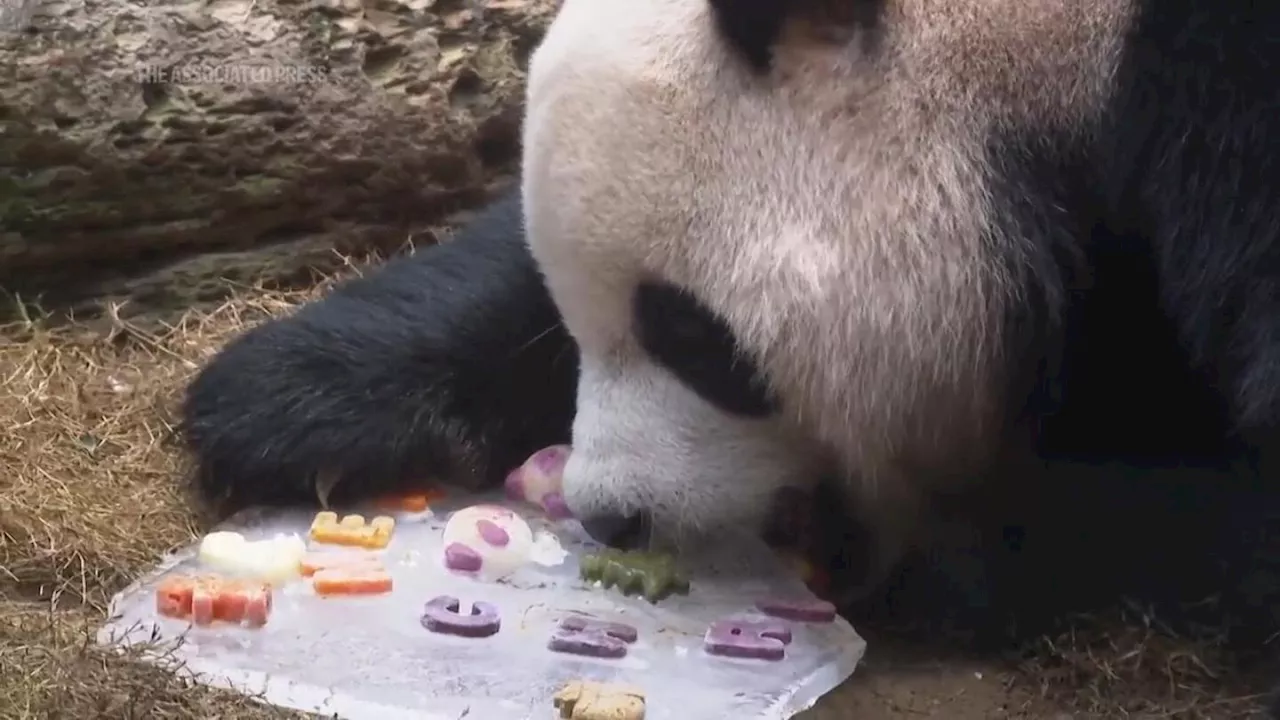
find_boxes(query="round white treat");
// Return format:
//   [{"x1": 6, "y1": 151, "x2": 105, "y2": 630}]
[
  {"x1": 198, "y1": 531, "x2": 306, "y2": 584},
  {"x1": 440, "y1": 505, "x2": 535, "y2": 580}
]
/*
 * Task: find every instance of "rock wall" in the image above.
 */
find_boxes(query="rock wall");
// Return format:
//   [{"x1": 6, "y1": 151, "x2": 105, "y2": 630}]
[{"x1": 0, "y1": 0, "x2": 556, "y2": 320}]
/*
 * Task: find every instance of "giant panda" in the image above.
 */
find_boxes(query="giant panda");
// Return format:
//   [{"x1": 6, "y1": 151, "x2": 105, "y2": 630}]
[{"x1": 181, "y1": 0, "x2": 1280, "y2": 707}]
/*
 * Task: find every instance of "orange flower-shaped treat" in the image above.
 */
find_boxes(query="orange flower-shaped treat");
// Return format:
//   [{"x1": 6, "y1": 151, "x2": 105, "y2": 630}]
[
  {"x1": 155, "y1": 575, "x2": 272, "y2": 627},
  {"x1": 308, "y1": 511, "x2": 395, "y2": 549}
]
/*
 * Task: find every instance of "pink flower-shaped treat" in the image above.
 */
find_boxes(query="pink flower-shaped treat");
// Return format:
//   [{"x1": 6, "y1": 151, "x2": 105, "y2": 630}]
[{"x1": 504, "y1": 444, "x2": 573, "y2": 519}]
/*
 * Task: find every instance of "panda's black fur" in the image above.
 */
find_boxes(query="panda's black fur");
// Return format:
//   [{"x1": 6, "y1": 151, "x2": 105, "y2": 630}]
[
  {"x1": 183, "y1": 191, "x2": 578, "y2": 509},
  {"x1": 182, "y1": 0, "x2": 1280, "y2": 710}
]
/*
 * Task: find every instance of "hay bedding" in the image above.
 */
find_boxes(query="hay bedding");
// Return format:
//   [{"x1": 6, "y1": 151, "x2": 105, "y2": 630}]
[
  {"x1": 0, "y1": 267, "x2": 1266, "y2": 719},
  {"x1": 0, "y1": 283, "x2": 328, "y2": 719}
]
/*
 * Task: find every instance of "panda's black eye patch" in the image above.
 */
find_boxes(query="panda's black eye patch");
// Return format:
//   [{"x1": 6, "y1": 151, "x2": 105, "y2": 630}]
[{"x1": 632, "y1": 281, "x2": 779, "y2": 418}]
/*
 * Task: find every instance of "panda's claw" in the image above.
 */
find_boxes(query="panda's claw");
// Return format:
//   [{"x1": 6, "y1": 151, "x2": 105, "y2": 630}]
[{"x1": 315, "y1": 470, "x2": 339, "y2": 510}]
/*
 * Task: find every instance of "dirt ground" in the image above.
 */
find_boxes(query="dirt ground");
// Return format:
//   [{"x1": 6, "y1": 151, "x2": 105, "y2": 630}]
[
  {"x1": 803, "y1": 640, "x2": 1061, "y2": 719},
  {"x1": 0, "y1": 265, "x2": 1269, "y2": 719}
]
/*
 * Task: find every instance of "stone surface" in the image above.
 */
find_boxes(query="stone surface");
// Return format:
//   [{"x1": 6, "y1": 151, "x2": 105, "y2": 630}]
[{"x1": 0, "y1": 0, "x2": 557, "y2": 319}]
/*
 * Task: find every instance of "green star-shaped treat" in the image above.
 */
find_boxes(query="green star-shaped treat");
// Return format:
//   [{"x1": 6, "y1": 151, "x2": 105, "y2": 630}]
[{"x1": 579, "y1": 549, "x2": 691, "y2": 603}]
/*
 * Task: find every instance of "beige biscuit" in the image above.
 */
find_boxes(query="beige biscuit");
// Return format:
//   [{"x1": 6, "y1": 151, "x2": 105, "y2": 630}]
[{"x1": 553, "y1": 680, "x2": 645, "y2": 720}]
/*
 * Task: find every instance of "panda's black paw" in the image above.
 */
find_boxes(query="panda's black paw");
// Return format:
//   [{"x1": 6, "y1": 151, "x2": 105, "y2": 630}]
[
  {"x1": 1266, "y1": 682, "x2": 1280, "y2": 720},
  {"x1": 179, "y1": 189, "x2": 579, "y2": 514}
]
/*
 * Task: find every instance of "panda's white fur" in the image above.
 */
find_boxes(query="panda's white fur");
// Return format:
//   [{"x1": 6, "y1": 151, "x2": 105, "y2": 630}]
[{"x1": 520, "y1": 0, "x2": 1128, "y2": 580}]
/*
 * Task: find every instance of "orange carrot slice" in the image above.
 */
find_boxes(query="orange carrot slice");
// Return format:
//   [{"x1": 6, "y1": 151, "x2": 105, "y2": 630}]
[
  {"x1": 154, "y1": 575, "x2": 272, "y2": 626},
  {"x1": 156, "y1": 575, "x2": 197, "y2": 618},
  {"x1": 243, "y1": 593, "x2": 271, "y2": 626},
  {"x1": 312, "y1": 567, "x2": 393, "y2": 596},
  {"x1": 375, "y1": 488, "x2": 446, "y2": 513},
  {"x1": 191, "y1": 587, "x2": 216, "y2": 625}
]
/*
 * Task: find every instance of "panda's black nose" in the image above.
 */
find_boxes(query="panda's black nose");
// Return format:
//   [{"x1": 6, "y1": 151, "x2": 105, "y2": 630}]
[{"x1": 579, "y1": 511, "x2": 649, "y2": 550}]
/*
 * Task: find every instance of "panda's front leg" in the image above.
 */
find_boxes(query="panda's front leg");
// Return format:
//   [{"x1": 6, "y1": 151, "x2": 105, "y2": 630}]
[{"x1": 180, "y1": 188, "x2": 580, "y2": 514}]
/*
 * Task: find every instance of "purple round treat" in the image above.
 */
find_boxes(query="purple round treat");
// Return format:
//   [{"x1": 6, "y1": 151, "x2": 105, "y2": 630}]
[
  {"x1": 421, "y1": 595, "x2": 501, "y2": 638},
  {"x1": 444, "y1": 542, "x2": 483, "y2": 572},
  {"x1": 541, "y1": 492, "x2": 573, "y2": 520},
  {"x1": 476, "y1": 519, "x2": 510, "y2": 547}
]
